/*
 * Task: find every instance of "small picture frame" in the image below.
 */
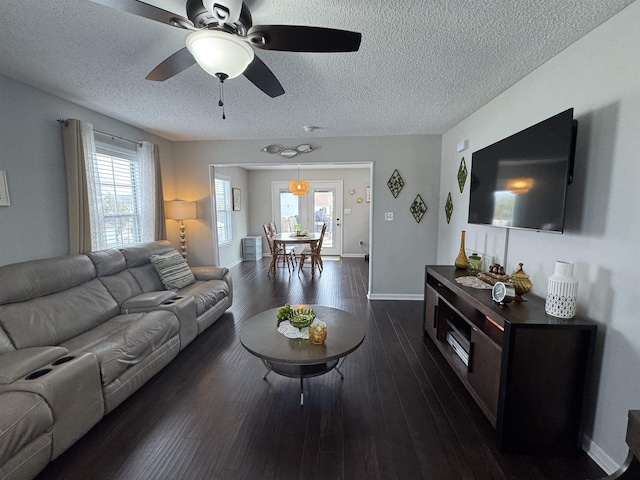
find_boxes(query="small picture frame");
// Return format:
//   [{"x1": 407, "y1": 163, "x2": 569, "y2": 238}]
[
  {"x1": 232, "y1": 188, "x2": 241, "y2": 211},
  {"x1": 0, "y1": 170, "x2": 10, "y2": 206}
]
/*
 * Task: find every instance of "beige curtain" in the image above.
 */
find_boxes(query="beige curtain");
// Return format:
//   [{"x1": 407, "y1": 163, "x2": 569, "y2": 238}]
[
  {"x1": 153, "y1": 145, "x2": 167, "y2": 240},
  {"x1": 62, "y1": 119, "x2": 167, "y2": 252},
  {"x1": 61, "y1": 119, "x2": 93, "y2": 254}
]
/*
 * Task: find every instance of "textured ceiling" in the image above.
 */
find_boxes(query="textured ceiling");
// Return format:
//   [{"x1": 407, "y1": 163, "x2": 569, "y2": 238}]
[{"x1": 0, "y1": 0, "x2": 634, "y2": 141}]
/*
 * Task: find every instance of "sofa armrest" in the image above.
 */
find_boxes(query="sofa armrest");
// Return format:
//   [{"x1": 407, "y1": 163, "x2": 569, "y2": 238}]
[
  {"x1": 0, "y1": 346, "x2": 68, "y2": 384},
  {"x1": 190, "y1": 266, "x2": 228, "y2": 281},
  {"x1": 121, "y1": 291, "x2": 177, "y2": 313},
  {"x1": 190, "y1": 266, "x2": 233, "y2": 305},
  {"x1": 0, "y1": 352, "x2": 104, "y2": 459},
  {"x1": 152, "y1": 296, "x2": 198, "y2": 349}
]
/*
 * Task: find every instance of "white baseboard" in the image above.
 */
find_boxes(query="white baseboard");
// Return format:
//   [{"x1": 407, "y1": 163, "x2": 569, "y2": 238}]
[
  {"x1": 228, "y1": 258, "x2": 244, "y2": 268},
  {"x1": 367, "y1": 293, "x2": 424, "y2": 301},
  {"x1": 341, "y1": 253, "x2": 367, "y2": 258},
  {"x1": 583, "y1": 434, "x2": 620, "y2": 475}
]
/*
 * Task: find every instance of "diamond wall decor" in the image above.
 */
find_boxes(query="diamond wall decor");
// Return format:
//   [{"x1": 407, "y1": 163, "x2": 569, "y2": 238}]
[
  {"x1": 410, "y1": 194, "x2": 428, "y2": 223},
  {"x1": 445, "y1": 192, "x2": 453, "y2": 224},
  {"x1": 457, "y1": 157, "x2": 468, "y2": 193},
  {"x1": 387, "y1": 169, "x2": 405, "y2": 198}
]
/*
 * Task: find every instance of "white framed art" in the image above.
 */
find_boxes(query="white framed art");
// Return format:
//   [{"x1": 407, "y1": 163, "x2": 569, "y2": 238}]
[
  {"x1": 0, "y1": 170, "x2": 10, "y2": 206},
  {"x1": 232, "y1": 188, "x2": 241, "y2": 211}
]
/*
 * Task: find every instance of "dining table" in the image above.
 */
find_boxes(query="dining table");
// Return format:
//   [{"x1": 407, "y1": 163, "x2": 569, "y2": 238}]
[{"x1": 269, "y1": 232, "x2": 322, "y2": 276}]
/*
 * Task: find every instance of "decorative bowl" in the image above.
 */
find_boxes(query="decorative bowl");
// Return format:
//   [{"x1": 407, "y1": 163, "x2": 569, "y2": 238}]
[{"x1": 289, "y1": 307, "x2": 316, "y2": 329}]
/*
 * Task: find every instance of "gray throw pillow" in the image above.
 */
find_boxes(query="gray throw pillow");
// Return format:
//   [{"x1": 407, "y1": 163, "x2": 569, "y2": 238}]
[{"x1": 150, "y1": 250, "x2": 196, "y2": 290}]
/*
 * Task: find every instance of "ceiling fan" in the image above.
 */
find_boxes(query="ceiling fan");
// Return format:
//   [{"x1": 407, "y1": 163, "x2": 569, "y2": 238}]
[{"x1": 89, "y1": 0, "x2": 362, "y2": 99}]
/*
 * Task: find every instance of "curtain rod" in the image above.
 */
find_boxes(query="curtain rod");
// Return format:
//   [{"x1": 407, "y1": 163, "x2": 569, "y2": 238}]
[{"x1": 57, "y1": 118, "x2": 142, "y2": 147}]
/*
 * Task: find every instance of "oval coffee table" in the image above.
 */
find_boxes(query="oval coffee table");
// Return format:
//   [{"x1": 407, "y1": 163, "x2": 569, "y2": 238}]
[{"x1": 240, "y1": 305, "x2": 365, "y2": 405}]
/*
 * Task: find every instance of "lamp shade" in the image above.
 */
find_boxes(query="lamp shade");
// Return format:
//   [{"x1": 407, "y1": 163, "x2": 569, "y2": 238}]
[
  {"x1": 289, "y1": 180, "x2": 309, "y2": 196},
  {"x1": 165, "y1": 200, "x2": 197, "y2": 220},
  {"x1": 186, "y1": 30, "x2": 254, "y2": 79}
]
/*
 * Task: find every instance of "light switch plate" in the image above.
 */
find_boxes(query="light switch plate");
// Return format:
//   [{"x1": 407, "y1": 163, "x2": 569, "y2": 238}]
[{"x1": 385, "y1": 212, "x2": 394, "y2": 221}]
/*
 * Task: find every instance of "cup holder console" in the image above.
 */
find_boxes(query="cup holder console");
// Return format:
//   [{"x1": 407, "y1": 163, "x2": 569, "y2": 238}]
[
  {"x1": 24, "y1": 355, "x2": 78, "y2": 380},
  {"x1": 25, "y1": 368, "x2": 53, "y2": 380},
  {"x1": 51, "y1": 355, "x2": 75, "y2": 366},
  {"x1": 162, "y1": 296, "x2": 184, "y2": 306}
]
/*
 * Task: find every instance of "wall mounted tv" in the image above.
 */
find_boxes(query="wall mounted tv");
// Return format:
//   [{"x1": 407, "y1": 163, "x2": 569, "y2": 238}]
[{"x1": 468, "y1": 108, "x2": 577, "y2": 233}]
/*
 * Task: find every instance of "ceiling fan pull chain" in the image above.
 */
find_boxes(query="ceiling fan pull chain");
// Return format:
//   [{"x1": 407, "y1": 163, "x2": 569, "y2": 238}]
[
  {"x1": 216, "y1": 73, "x2": 229, "y2": 120},
  {"x1": 218, "y1": 80, "x2": 225, "y2": 120}
]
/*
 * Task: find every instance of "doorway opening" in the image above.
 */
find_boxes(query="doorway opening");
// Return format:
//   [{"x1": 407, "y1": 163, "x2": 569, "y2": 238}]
[{"x1": 209, "y1": 162, "x2": 373, "y2": 295}]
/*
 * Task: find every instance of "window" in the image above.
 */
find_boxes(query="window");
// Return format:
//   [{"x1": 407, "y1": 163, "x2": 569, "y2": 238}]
[
  {"x1": 90, "y1": 140, "x2": 154, "y2": 249},
  {"x1": 215, "y1": 174, "x2": 232, "y2": 245},
  {"x1": 279, "y1": 189, "x2": 299, "y2": 232}
]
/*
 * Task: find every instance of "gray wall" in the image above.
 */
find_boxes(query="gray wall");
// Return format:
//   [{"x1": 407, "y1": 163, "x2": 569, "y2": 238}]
[
  {"x1": 438, "y1": 2, "x2": 640, "y2": 472},
  {"x1": 0, "y1": 75, "x2": 175, "y2": 266},
  {"x1": 213, "y1": 166, "x2": 249, "y2": 267},
  {"x1": 173, "y1": 135, "x2": 442, "y2": 298},
  {"x1": 208, "y1": 166, "x2": 370, "y2": 267},
  {"x1": 245, "y1": 167, "x2": 370, "y2": 255}
]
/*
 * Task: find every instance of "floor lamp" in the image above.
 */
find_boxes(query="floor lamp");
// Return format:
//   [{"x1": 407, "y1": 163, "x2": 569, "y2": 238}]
[{"x1": 165, "y1": 200, "x2": 197, "y2": 259}]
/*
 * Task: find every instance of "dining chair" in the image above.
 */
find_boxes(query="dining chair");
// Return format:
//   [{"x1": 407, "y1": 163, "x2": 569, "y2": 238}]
[
  {"x1": 263, "y1": 223, "x2": 293, "y2": 273},
  {"x1": 267, "y1": 222, "x2": 298, "y2": 264},
  {"x1": 299, "y1": 223, "x2": 327, "y2": 275}
]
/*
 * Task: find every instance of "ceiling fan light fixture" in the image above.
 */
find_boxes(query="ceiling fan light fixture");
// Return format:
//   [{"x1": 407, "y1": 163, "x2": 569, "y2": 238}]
[{"x1": 186, "y1": 29, "x2": 254, "y2": 79}]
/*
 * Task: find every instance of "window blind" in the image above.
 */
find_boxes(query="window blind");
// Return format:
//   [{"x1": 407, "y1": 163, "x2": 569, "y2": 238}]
[
  {"x1": 93, "y1": 141, "x2": 142, "y2": 248},
  {"x1": 215, "y1": 175, "x2": 232, "y2": 244}
]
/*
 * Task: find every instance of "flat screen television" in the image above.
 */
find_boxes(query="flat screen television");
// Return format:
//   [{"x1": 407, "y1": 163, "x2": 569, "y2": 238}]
[{"x1": 468, "y1": 108, "x2": 577, "y2": 233}]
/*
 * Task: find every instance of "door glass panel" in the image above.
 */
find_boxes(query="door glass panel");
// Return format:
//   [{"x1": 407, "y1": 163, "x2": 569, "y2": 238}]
[
  {"x1": 313, "y1": 189, "x2": 334, "y2": 248},
  {"x1": 279, "y1": 190, "x2": 299, "y2": 233}
]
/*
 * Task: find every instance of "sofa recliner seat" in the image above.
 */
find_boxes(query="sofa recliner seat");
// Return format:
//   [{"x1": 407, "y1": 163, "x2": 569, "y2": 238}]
[
  {"x1": 116, "y1": 241, "x2": 233, "y2": 335},
  {"x1": 0, "y1": 241, "x2": 232, "y2": 480},
  {"x1": 0, "y1": 391, "x2": 52, "y2": 480},
  {"x1": 0, "y1": 253, "x2": 179, "y2": 416}
]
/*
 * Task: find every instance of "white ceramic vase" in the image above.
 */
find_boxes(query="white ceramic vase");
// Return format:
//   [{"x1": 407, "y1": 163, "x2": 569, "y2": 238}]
[{"x1": 545, "y1": 261, "x2": 578, "y2": 318}]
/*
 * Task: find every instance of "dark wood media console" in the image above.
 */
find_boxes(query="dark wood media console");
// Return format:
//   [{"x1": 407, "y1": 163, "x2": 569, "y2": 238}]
[{"x1": 424, "y1": 265, "x2": 597, "y2": 454}]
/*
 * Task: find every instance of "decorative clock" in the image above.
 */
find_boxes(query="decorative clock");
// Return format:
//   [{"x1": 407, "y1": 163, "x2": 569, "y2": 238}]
[{"x1": 492, "y1": 282, "x2": 515, "y2": 305}]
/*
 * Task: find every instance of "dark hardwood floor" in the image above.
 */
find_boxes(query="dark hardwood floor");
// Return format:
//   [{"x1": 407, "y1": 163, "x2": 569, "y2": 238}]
[{"x1": 38, "y1": 257, "x2": 605, "y2": 480}]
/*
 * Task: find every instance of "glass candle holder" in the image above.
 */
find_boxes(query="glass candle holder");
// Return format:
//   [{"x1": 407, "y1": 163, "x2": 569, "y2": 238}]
[
  {"x1": 309, "y1": 322, "x2": 327, "y2": 344},
  {"x1": 467, "y1": 253, "x2": 482, "y2": 275}
]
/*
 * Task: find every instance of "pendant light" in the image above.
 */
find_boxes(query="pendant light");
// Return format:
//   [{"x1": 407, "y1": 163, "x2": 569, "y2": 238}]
[{"x1": 289, "y1": 164, "x2": 309, "y2": 196}]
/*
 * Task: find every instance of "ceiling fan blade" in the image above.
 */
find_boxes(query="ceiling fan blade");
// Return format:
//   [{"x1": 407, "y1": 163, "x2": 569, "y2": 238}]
[
  {"x1": 146, "y1": 47, "x2": 196, "y2": 81},
  {"x1": 247, "y1": 25, "x2": 361, "y2": 52},
  {"x1": 243, "y1": 55, "x2": 285, "y2": 97},
  {"x1": 88, "y1": 0, "x2": 193, "y2": 28}
]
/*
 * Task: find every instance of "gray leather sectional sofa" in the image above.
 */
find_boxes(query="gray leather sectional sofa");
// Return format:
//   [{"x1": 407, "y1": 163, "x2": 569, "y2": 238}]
[{"x1": 0, "y1": 241, "x2": 232, "y2": 480}]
